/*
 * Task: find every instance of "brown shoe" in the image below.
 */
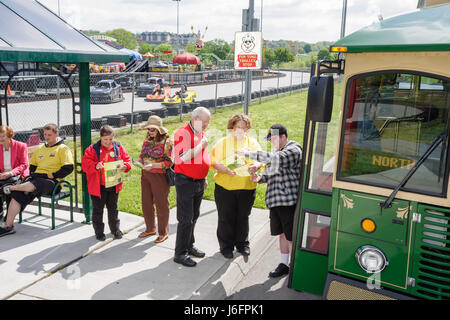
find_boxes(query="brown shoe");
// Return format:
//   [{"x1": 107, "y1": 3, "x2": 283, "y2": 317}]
[
  {"x1": 138, "y1": 230, "x2": 156, "y2": 238},
  {"x1": 155, "y1": 234, "x2": 168, "y2": 243}
]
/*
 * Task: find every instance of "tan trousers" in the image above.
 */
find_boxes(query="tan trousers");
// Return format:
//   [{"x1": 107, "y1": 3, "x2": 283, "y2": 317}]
[{"x1": 141, "y1": 171, "x2": 170, "y2": 236}]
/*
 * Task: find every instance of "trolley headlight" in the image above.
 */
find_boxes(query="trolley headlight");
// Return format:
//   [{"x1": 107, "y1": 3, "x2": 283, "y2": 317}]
[{"x1": 355, "y1": 246, "x2": 388, "y2": 274}]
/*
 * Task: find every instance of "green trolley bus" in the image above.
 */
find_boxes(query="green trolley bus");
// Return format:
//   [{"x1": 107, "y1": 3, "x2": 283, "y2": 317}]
[{"x1": 289, "y1": 0, "x2": 450, "y2": 300}]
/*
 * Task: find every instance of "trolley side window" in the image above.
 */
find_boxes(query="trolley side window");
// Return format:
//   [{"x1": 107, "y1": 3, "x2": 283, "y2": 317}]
[{"x1": 337, "y1": 72, "x2": 450, "y2": 196}]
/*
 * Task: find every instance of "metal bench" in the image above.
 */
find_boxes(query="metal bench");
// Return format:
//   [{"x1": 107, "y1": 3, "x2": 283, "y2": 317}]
[{"x1": 18, "y1": 180, "x2": 73, "y2": 230}]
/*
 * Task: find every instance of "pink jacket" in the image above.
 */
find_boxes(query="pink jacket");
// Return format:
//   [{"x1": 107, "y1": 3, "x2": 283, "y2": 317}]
[{"x1": 0, "y1": 139, "x2": 29, "y2": 178}]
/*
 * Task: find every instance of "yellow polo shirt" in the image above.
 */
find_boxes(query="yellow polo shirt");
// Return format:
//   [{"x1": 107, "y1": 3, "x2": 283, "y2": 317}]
[
  {"x1": 211, "y1": 134, "x2": 262, "y2": 190},
  {"x1": 29, "y1": 142, "x2": 74, "y2": 180}
]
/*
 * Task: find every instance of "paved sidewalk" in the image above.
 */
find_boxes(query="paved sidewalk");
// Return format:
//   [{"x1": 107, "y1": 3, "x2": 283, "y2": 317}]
[{"x1": 0, "y1": 199, "x2": 274, "y2": 300}]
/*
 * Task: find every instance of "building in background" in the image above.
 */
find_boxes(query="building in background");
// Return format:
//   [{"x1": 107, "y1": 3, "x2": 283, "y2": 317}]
[{"x1": 138, "y1": 31, "x2": 196, "y2": 47}]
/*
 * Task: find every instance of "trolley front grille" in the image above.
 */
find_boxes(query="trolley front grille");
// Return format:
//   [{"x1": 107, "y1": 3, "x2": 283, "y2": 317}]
[{"x1": 416, "y1": 208, "x2": 450, "y2": 300}]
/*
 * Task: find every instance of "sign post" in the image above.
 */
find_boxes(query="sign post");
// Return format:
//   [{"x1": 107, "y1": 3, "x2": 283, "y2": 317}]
[
  {"x1": 236, "y1": 0, "x2": 261, "y2": 115},
  {"x1": 234, "y1": 31, "x2": 262, "y2": 115}
]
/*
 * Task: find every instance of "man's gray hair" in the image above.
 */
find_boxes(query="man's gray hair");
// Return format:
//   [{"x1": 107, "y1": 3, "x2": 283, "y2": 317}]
[{"x1": 192, "y1": 106, "x2": 211, "y2": 119}]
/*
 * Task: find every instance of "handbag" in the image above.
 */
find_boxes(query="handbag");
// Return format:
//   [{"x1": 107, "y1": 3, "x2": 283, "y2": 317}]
[{"x1": 165, "y1": 166, "x2": 175, "y2": 187}]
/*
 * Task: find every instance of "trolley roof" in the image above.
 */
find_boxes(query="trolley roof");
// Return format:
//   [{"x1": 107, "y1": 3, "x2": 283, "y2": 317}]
[
  {"x1": 0, "y1": 0, "x2": 128, "y2": 63},
  {"x1": 330, "y1": 4, "x2": 450, "y2": 53}
]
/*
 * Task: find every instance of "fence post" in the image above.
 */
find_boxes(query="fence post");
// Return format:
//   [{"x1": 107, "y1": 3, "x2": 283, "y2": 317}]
[
  {"x1": 241, "y1": 71, "x2": 244, "y2": 104},
  {"x1": 56, "y1": 75, "x2": 60, "y2": 128},
  {"x1": 130, "y1": 73, "x2": 135, "y2": 133},
  {"x1": 277, "y1": 70, "x2": 280, "y2": 98},
  {"x1": 214, "y1": 71, "x2": 218, "y2": 114},
  {"x1": 290, "y1": 70, "x2": 293, "y2": 95},
  {"x1": 259, "y1": 70, "x2": 262, "y2": 104}
]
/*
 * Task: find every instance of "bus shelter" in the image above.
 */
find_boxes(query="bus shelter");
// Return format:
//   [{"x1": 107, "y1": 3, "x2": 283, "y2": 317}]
[{"x1": 0, "y1": 0, "x2": 129, "y2": 221}]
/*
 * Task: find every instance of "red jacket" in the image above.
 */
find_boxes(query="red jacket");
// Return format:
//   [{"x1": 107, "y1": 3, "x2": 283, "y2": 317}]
[
  {"x1": 0, "y1": 139, "x2": 29, "y2": 178},
  {"x1": 81, "y1": 141, "x2": 131, "y2": 197}
]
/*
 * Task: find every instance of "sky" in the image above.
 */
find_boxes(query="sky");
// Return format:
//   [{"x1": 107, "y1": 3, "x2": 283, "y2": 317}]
[{"x1": 39, "y1": 0, "x2": 419, "y2": 43}]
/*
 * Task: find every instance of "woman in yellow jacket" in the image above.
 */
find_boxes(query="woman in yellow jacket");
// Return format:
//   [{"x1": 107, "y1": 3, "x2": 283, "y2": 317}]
[{"x1": 211, "y1": 114, "x2": 262, "y2": 259}]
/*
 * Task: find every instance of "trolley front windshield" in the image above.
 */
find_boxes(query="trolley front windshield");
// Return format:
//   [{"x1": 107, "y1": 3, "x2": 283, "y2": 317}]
[{"x1": 338, "y1": 72, "x2": 450, "y2": 197}]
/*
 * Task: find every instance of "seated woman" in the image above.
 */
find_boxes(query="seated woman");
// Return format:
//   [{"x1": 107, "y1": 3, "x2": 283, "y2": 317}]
[{"x1": 0, "y1": 126, "x2": 29, "y2": 222}]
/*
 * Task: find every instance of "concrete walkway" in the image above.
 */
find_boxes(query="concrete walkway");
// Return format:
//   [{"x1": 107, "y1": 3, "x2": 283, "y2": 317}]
[{"x1": 0, "y1": 199, "x2": 273, "y2": 300}]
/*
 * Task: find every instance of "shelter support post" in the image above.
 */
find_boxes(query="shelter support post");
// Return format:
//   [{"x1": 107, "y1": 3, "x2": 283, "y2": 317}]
[{"x1": 79, "y1": 62, "x2": 92, "y2": 223}]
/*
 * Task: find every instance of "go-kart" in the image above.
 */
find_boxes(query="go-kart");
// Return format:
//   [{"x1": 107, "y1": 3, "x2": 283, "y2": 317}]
[
  {"x1": 162, "y1": 89, "x2": 196, "y2": 106},
  {"x1": 145, "y1": 86, "x2": 171, "y2": 102},
  {"x1": 90, "y1": 80, "x2": 124, "y2": 104}
]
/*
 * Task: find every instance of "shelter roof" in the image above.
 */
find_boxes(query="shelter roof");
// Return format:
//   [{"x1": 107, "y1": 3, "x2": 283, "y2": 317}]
[
  {"x1": 0, "y1": 0, "x2": 128, "y2": 63},
  {"x1": 331, "y1": 4, "x2": 450, "y2": 53}
]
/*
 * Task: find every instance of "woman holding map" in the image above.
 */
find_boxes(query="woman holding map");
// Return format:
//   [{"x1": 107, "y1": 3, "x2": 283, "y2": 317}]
[
  {"x1": 81, "y1": 125, "x2": 131, "y2": 241},
  {"x1": 137, "y1": 116, "x2": 173, "y2": 243},
  {"x1": 211, "y1": 114, "x2": 262, "y2": 259}
]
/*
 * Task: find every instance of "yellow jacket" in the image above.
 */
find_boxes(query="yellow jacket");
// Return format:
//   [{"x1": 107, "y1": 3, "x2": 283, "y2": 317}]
[{"x1": 211, "y1": 134, "x2": 262, "y2": 190}]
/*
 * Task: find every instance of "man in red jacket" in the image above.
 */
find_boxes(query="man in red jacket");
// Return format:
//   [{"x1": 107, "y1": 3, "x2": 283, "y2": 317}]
[
  {"x1": 172, "y1": 107, "x2": 211, "y2": 267},
  {"x1": 81, "y1": 125, "x2": 131, "y2": 241}
]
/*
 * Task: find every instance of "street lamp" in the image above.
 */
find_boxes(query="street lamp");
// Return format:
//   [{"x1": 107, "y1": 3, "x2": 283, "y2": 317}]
[{"x1": 172, "y1": 0, "x2": 181, "y2": 35}]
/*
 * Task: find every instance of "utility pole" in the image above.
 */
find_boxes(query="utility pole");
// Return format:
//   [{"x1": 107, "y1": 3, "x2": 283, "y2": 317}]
[
  {"x1": 340, "y1": 0, "x2": 347, "y2": 39},
  {"x1": 173, "y1": 0, "x2": 181, "y2": 35},
  {"x1": 338, "y1": 0, "x2": 347, "y2": 64},
  {"x1": 242, "y1": 0, "x2": 260, "y2": 115}
]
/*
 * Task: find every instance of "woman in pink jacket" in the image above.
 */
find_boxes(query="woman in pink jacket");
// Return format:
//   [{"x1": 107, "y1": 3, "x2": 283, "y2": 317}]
[{"x1": 0, "y1": 126, "x2": 29, "y2": 222}]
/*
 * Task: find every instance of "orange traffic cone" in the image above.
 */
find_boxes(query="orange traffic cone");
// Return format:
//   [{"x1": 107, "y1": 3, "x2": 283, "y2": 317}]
[
  {"x1": 7, "y1": 85, "x2": 11, "y2": 96},
  {"x1": 171, "y1": 76, "x2": 174, "y2": 85},
  {"x1": 203, "y1": 74, "x2": 205, "y2": 82}
]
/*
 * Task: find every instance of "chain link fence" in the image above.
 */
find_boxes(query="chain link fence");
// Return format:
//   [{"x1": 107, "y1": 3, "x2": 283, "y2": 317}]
[
  {"x1": 0, "y1": 68, "x2": 310, "y2": 137},
  {"x1": 0, "y1": 67, "x2": 310, "y2": 210}
]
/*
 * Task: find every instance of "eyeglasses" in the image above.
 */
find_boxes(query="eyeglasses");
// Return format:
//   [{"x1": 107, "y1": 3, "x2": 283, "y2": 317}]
[{"x1": 148, "y1": 128, "x2": 157, "y2": 132}]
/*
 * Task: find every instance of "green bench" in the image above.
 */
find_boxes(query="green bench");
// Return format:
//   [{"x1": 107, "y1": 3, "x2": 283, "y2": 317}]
[{"x1": 16, "y1": 180, "x2": 74, "y2": 230}]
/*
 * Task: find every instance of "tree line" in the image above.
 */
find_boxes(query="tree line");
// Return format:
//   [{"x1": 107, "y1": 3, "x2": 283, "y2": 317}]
[{"x1": 82, "y1": 28, "x2": 336, "y2": 67}]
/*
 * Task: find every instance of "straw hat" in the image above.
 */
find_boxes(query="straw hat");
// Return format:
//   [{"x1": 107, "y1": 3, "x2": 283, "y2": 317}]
[{"x1": 141, "y1": 115, "x2": 168, "y2": 135}]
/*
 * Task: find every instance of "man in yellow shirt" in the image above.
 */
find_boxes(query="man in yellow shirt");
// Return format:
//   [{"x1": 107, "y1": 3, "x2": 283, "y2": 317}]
[
  {"x1": 211, "y1": 114, "x2": 262, "y2": 259},
  {"x1": 0, "y1": 123, "x2": 73, "y2": 237}
]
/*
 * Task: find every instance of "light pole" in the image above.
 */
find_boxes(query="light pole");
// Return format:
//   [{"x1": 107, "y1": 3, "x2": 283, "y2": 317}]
[
  {"x1": 173, "y1": 0, "x2": 181, "y2": 35},
  {"x1": 340, "y1": 0, "x2": 347, "y2": 39},
  {"x1": 172, "y1": 0, "x2": 181, "y2": 53}
]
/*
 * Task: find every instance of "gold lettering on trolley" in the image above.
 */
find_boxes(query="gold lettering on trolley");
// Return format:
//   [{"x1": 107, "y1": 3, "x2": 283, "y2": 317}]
[
  {"x1": 372, "y1": 155, "x2": 415, "y2": 170},
  {"x1": 340, "y1": 194, "x2": 354, "y2": 209},
  {"x1": 396, "y1": 206, "x2": 410, "y2": 220}
]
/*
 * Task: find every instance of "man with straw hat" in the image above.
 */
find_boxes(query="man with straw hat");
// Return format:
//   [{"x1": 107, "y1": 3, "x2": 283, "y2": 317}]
[{"x1": 137, "y1": 115, "x2": 173, "y2": 243}]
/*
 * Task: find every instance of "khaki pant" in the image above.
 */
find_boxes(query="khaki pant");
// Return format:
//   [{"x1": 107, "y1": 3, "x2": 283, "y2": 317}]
[{"x1": 141, "y1": 171, "x2": 170, "y2": 236}]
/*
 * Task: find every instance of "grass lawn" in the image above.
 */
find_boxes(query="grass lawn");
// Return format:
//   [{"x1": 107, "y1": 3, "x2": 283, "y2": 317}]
[{"x1": 67, "y1": 84, "x2": 341, "y2": 217}]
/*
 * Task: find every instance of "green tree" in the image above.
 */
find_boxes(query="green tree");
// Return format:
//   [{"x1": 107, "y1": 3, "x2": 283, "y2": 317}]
[
  {"x1": 106, "y1": 28, "x2": 137, "y2": 49},
  {"x1": 317, "y1": 48, "x2": 331, "y2": 60},
  {"x1": 274, "y1": 47, "x2": 294, "y2": 63},
  {"x1": 138, "y1": 42, "x2": 155, "y2": 55},
  {"x1": 154, "y1": 43, "x2": 174, "y2": 60},
  {"x1": 201, "y1": 39, "x2": 232, "y2": 60},
  {"x1": 81, "y1": 29, "x2": 103, "y2": 36},
  {"x1": 303, "y1": 44, "x2": 312, "y2": 53},
  {"x1": 262, "y1": 46, "x2": 276, "y2": 66},
  {"x1": 185, "y1": 43, "x2": 197, "y2": 53}
]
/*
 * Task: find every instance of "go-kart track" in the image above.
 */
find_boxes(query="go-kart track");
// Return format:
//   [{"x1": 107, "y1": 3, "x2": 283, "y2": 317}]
[{"x1": 5, "y1": 70, "x2": 309, "y2": 132}]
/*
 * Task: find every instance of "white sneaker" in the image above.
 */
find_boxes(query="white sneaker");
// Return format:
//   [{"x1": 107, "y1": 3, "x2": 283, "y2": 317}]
[{"x1": 3, "y1": 186, "x2": 11, "y2": 195}]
